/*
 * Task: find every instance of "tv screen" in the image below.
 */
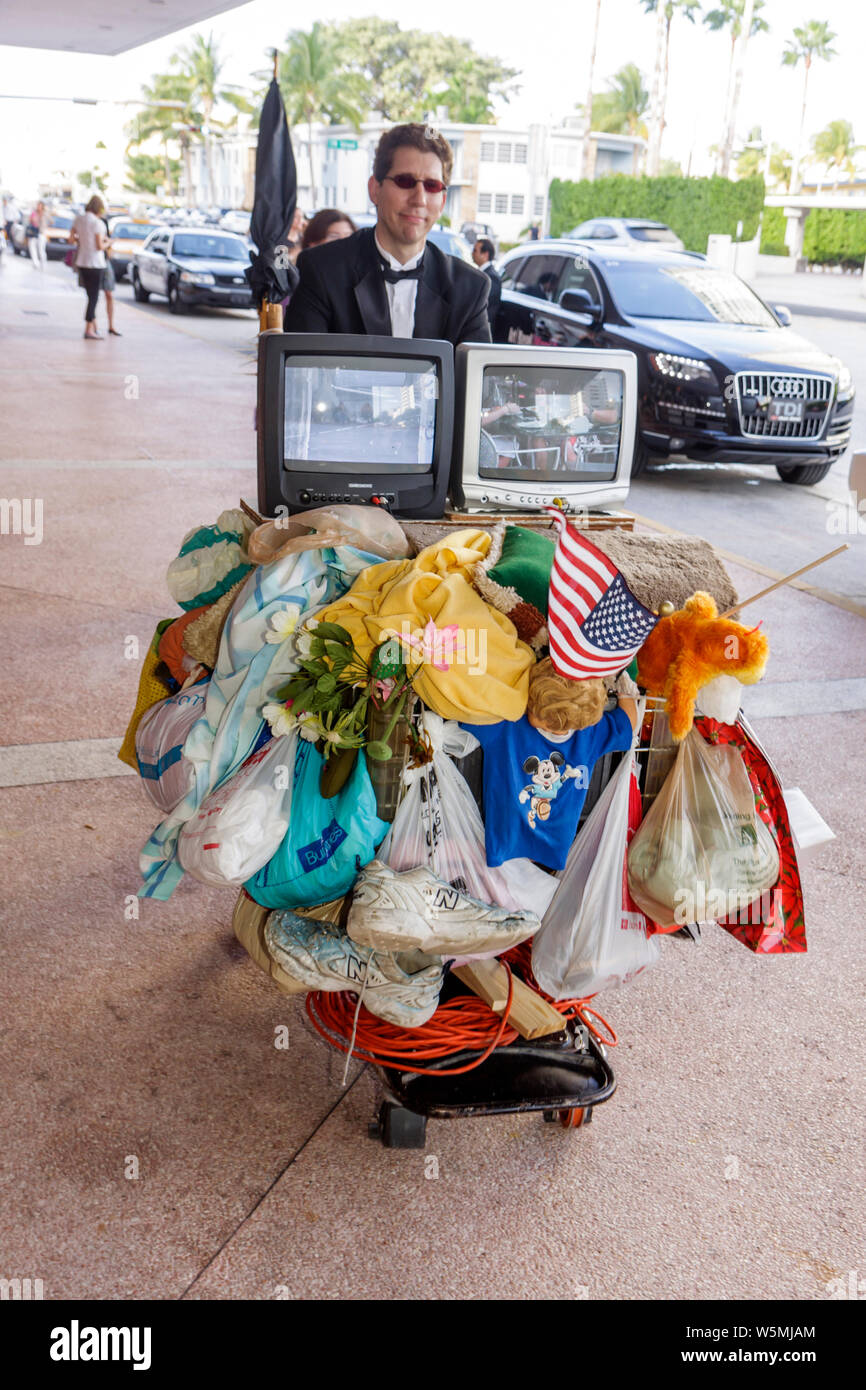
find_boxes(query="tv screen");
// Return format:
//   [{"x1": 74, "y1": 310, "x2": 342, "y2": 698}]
[
  {"x1": 477, "y1": 363, "x2": 624, "y2": 484},
  {"x1": 283, "y1": 356, "x2": 437, "y2": 475}
]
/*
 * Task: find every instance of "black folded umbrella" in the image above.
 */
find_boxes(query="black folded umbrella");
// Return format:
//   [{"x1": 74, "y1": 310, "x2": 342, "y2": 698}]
[{"x1": 248, "y1": 75, "x2": 298, "y2": 308}]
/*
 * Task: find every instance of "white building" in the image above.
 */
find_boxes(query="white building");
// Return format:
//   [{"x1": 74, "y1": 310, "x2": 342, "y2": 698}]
[{"x1": 181, "y1": 116, "x2": 644, "y2": 241}]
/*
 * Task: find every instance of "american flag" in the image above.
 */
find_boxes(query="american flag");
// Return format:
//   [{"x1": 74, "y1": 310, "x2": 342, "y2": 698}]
[{"x1": 545, "y1": 508, "x2": 657, "y2": 679}]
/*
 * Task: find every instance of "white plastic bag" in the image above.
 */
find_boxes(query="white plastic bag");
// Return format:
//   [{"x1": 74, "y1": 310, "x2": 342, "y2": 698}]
[
  {"x1": 380, "y1": 712, "x2": 558, "y2": 921},
  {"x1": 532, "y1": 754, "x2": 659, "y2": 999},
  {"x1": 178, "y1": 733, "x2": 296, "y2": 886},
  {"x1": 627, "y1": 728, "x2": 780, "y2": 926},
  {"x1": 135, "y1": 681, "x2": 208, "y2": 814}
]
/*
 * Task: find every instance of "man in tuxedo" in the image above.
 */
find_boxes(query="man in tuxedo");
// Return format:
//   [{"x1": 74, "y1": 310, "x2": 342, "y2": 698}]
[
  {"x1": 284, "y1": 124, "x2": 491, "y2": 346},
  {"x1": 471, "y1": 237, "x2": 501, "y2": 333}
]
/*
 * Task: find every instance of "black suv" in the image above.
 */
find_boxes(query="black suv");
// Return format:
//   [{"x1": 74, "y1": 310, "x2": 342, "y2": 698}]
[{"x1": 494, "y1": 239, "x2": 854, "y2": 485}]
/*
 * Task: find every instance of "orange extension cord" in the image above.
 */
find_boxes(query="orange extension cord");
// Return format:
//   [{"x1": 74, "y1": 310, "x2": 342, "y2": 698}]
[{"x1": 306, "y1": 938, "x2": 617, "y2": 1076}]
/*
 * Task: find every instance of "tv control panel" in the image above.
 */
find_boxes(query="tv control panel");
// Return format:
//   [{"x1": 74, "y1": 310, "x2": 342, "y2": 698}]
[{"x1": 296, "y1": 489, "x2": 396, "y2": 510}]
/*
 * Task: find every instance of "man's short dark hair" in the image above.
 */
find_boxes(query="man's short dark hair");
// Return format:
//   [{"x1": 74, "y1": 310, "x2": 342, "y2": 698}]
[
  {"x1": 372, "y1": 123, "x2": 453, "y2": 185},
  {"x1": 475, "y1": 238, "x2": 495, "y2": 260}
]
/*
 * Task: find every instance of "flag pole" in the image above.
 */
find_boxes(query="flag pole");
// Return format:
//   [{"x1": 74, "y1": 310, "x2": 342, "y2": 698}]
[{"x1": 716, "y1": 544, "x2": 849, "y2": 619}]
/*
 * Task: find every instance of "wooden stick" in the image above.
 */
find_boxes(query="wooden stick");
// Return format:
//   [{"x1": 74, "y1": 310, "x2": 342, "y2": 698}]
[
  {"x1": 717, "y1": 544, "x2": 849, "y2": 619},
  {"x1": 453, "y1": 960, "x2": 565, "y2": 1040}
]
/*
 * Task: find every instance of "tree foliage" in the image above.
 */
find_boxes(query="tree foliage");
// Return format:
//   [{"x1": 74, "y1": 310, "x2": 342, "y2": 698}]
[
  {"x1": 810, "y1": 120, "x2": 863, "y2": 185},
  {"x1": 318, "y1": 17, "x2": 519, "y2": 123},
  {"x1": 589, "y1": 64, "x2": 650, "y2": 138},
  {"x1": 124, "y1": 153, "x2": 181, "y2": 195},
  {"x1": 549, "y1": 172, "x2": 765, "y2": 252}
]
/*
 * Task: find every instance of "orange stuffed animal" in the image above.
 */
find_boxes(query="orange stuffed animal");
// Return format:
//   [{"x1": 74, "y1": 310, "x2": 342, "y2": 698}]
[{"x1": 637, "y1": 591, "x2": 769, "y2": 741}]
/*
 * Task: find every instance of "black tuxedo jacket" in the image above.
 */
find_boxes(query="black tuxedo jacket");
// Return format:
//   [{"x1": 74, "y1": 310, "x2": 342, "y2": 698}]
[
  {"x1": 482, "y1": 261, "x2": 502, "y2": 328},
  {"x1": 283, "y1": 226, "x2": 491, "y2": 345}
]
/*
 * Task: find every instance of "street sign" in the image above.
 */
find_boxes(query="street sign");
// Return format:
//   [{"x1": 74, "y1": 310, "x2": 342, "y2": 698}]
[{"x1": 326, "y1": 138, "x2": 358, "y2": 150}]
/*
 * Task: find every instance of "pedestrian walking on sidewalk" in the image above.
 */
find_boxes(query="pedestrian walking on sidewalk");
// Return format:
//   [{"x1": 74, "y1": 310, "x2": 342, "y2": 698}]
[
  {"x1": 26, "y1": 201, "x2": 49, "y2": 269},
  {"x1": 70, "y1": 196, "x2": 109, "y2": 340},
  {"x1": 100, "y1": 213, "x2": 122, "y2": 336}
]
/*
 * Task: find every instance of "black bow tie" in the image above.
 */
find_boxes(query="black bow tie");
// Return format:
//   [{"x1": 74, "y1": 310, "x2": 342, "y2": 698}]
[{"x1": 380, "y1": 258, "x2": 424, "y2": 284}]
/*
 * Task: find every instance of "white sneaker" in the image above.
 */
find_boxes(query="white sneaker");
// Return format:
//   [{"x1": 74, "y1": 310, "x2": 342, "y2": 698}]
[
  {"x1": 347, "y1": 859, "x2": 540, "y2": 957},
  {"x1": 263, "y1": 910, "x2": 444, "y2": 1029}
]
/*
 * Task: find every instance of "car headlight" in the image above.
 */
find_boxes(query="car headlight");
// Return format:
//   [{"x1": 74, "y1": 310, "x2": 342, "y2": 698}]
[
  {"x1": 179, "y1": 270, "x2": 215, "y2": 285},
  {"x1": 833, "y1": 359, "x2": 853, "y2": 398},
  {"x1": 648, "y1": 352, "x2": 717, "y2": 385}
]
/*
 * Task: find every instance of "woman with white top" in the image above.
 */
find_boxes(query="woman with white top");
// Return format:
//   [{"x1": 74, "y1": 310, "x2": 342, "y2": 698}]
[{"x1": 70, "y1": 195, "x2": 109, "y2": 340}]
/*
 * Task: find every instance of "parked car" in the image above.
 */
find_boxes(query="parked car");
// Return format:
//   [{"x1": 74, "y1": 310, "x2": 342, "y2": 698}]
[
  {"x1": 494, "y1": 239, "x2": 854, "y2": 485},
  {"x1": 563, "y1": 218, "x2": 686, "y2": 254},
  {"x1": 44, "y1": 213, "x2": 76, "y2": 258},
  {"x1": 107, "y1": 217, "x2": 159, "y2": 280},
  {"x1": 220, "y1": 209, "x2": 251, "y2": 237},
  {"x1": 460, "y1": 221, "x2": 499, "y2": 254},
  {"x1": 131, "y1": 226, "x2": 253, "y2": 313}
]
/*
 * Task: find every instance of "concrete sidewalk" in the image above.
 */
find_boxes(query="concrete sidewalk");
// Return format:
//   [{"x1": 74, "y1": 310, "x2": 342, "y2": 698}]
[{"x1": 2, "y1": 251, "x2": 865, "y2": 1301}]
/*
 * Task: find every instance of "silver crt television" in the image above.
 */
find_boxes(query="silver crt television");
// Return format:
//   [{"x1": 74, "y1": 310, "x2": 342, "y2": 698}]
[{"x1": 451, "y1": 344, "x2": 638, "y2": 511}]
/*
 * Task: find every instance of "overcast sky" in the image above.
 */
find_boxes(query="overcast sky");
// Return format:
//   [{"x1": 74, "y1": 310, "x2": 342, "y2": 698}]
[{"x1": 1, "y1": 0, "x2": 863, "y2": 198}]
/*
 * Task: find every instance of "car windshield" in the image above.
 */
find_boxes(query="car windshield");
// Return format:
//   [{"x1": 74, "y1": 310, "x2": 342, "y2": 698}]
[
  {"x1": 603, "y1": 262, "x2": 777, "y2": 325},
  {"x1": 628, "y1": 225, "x2": 678, "y2": 243},
  {"x1": 428, "y1": 229, "x2": 472, "y2": 263},
  {"x1": 50, "y1": 216, "x2": 73, "y2": 229},
  {"x1": 113, "y1": 223, "x2": 154, "y2": 239},
  {"x1": 172, "y1": 234, "x2": 247, "y2": 260}
]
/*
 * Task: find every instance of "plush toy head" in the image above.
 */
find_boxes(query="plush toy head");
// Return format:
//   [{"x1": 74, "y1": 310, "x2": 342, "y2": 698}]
[
  {"x1": 636, "y1": 591, "x2": 769, "y2": 741},
  {"x1": 527, "y1": 658, "x2": 607, "y2": 734}
]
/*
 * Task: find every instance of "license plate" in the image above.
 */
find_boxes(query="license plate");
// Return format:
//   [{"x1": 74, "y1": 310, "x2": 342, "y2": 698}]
[{"x1": 769, "y1": 397, "x2": 803, "y2": 422}]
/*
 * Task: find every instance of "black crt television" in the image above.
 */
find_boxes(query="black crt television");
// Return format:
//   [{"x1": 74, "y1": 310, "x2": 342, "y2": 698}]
[
  {"x1": 451, "y1": 343, "x2": 639, "y2": 511},
  {"x1": 257, "y1": 332, "x2": 454, "y2": 520}
]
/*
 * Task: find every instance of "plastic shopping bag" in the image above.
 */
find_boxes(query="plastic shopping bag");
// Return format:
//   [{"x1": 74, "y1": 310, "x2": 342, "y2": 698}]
[
  {"x1": 245, "y1": 738, "x2": 388, "y2": 910},
  {"x1": 627, "y1": 727, "x2": 780, "y2": 928},
  {"x1": 178, "y1": 733, "x2": 295, "y2": 886},
  {"x1": 532, "y1": 754, "x2": 659, "y2": 999},
  {"x1": 379, "y1": 712, "x2": 558, "y2": 919},
  {"x1": 135, "y1": 680, "x2": 208, "y2": 814}
]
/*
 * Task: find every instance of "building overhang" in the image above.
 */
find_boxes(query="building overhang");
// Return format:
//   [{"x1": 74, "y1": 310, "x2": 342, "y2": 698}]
[{"x1": 1, "y1": 0, "x2": 250, "y2": 57}]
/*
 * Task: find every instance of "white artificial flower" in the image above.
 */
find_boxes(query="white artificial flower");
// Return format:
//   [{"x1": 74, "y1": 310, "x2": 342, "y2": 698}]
[
  {"x1": 262, "y1": 702, "x2": 297, "y2": 738},
  {"x1": 296, "y1": 712, "x2": 320, "y2": 743},
  {"x1": 264, "y1": 602, "x2": 303, "y2": 644},
  {"x1": 294, "y1": 617, "x2": 320, "y2": 660}
]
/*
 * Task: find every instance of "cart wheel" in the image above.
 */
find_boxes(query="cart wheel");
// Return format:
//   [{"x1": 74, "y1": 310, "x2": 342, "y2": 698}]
[
  {"x1": 559, "y1": 1106, "x2": 593, "y2": 1129},
  {"x1": 375, "y1": 1100, "x2": 427, "y2": 1149}
]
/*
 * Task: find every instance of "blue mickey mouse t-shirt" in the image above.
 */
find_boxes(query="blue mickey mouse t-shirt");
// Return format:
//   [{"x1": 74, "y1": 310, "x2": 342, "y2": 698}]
[{"x1": 461, "y1": 706, "x2": 633, "y2": 870}]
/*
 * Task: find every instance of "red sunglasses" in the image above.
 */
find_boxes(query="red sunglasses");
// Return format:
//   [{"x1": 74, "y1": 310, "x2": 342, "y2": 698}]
[{"x1": 383, "y1": 174, "x2": 447, "y2": 194}]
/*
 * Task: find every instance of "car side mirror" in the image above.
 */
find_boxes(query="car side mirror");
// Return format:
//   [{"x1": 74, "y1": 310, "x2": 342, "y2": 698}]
[
  {"x1": 773, "y1": 304, "x2": 793, "y2": 327},
  {"x1": 560, "y1": 288, "x2": 601, "y2": 320}
]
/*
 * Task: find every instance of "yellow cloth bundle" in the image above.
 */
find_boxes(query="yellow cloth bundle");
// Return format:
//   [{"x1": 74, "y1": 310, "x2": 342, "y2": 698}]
[{"x1": 318, "y1": 529, "x2": 534, "y2": 723}]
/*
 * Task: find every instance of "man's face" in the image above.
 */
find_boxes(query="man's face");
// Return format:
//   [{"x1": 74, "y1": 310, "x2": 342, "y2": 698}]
[
  {"x1": 368, "y1": 146, "x2": 447, "y2": 262},
  {"x1": 472, "y1": 241, "x2": 487, "y2": 267}
]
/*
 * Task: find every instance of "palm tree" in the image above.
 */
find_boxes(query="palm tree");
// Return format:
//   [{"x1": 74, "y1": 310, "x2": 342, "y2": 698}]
[
  {"x1": 125, "y1": 71, "x2": 199, "y2": 205},
  {"x1": 811, "y1": 120, "x2": 862, "y2": 190},
  {"x1": 641, "y1": 0, "x2": 701, "y2": 174},
  {"x1": 175, "y1": 32, "x2": 253, "y2": 206},
  {"x1": 704, "y1": 0, "x2": 769, "y2": 176},
  {"x1": 735, "y1": 128, "x2": 791, "y2": 189},
  {"x1": 591, "y1": 64, "x2": 650, "y2": 172},
  {"x1": 280, "y1": 24, "x2": 366, "y2": 209},
  {"x1": 581, "y1": 0, "x2": 603, "y2": 179},
  {"x1": 782, "y1": 20, "x2": 838, "y2": 194}
]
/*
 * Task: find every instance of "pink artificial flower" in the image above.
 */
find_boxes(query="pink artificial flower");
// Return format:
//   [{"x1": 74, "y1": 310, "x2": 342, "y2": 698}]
[{"x1": 403, "y1": 618, "x2": 460, "y2": 672}]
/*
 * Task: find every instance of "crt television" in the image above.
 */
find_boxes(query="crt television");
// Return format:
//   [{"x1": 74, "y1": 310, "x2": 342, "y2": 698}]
[
  {"x1": 451, "y1": 343, "x2": 638, "y2": 511},
  {"x1": 257, "y1": 332, "x2": 454, "y2": 520}
]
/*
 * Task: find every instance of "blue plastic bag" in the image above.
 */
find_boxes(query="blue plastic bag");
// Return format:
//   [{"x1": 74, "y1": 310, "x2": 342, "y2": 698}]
[{"x1": 245, "y1": 740, "x2": 389, "y2": 909}]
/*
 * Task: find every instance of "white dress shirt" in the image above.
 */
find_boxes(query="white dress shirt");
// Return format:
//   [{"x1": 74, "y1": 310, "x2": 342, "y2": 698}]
[{"x1": 375, "y1": 233, "x2": 423, "y2": 339}]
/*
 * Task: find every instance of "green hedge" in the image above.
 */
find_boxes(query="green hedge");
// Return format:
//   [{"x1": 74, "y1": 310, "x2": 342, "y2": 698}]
[
  {"x1": 759, "y1": 206, "x2": 788, "y2": 257},
  {"x1": 548, "y1": 174, "x2": 765, "y2": 253},
  {"x1": 802, "y1": 207, "x2": 866, "y2": 268}
]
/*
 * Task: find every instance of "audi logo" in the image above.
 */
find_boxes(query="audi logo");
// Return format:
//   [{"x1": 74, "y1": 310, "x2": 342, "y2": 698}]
[{"x1": 769, "y1": 376, "x2": 806, "y2": 398}]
